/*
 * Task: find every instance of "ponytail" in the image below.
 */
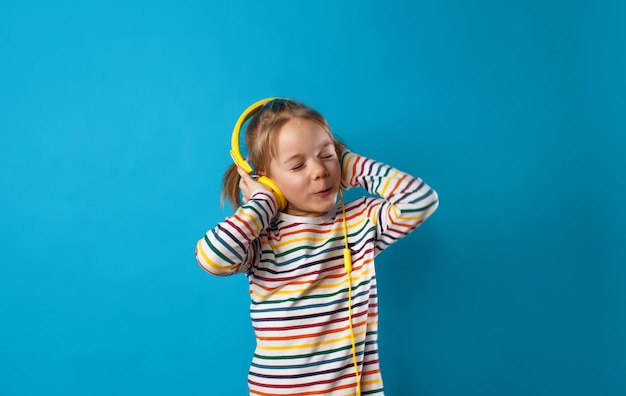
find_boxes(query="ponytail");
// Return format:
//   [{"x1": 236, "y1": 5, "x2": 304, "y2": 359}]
[{"x1": 221, "y1": 163, "x2": 242, "y2": 209}]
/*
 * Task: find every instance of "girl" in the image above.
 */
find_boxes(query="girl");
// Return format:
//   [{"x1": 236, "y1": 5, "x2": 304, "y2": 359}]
[{"x1": 196, "y1": 99, "x2": 439, "y2": 396}]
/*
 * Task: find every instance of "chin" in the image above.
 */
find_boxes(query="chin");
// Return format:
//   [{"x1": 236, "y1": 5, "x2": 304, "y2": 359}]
[
  {"x1": 320, "y1": 195, "x2": 339, "y2": 212},
  {"x1": 286, "y1": 192, "x2": 340, "y2": 217}
]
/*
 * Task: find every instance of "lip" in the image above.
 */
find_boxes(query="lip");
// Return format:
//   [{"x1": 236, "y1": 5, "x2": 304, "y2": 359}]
[{"x1": 313, "y1": 187, "x2": 333, "y2": 197}]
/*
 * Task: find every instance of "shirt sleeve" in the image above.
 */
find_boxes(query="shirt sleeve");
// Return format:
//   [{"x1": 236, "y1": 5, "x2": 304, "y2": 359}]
[
  {"x1": 195, "y1": 191, "x2": 277, "y2": 276},
  {"x1": 340, "y1": 150, "x2": 439, "y2": 254}
]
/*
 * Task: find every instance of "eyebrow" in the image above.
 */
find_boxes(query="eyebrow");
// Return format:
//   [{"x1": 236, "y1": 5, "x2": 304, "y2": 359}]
[{"x1": 281, "y1": 141, "x2": 334, "y2": 164}]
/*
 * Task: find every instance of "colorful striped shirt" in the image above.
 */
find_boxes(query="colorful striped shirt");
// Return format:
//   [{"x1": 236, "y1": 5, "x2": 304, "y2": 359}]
[{"x1": 196, "y1": 151, "x2": 439, "y2": 395}]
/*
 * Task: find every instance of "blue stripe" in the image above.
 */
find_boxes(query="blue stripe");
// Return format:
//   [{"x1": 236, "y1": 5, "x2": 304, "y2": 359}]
[
  {"x1": 250, "y1": 198, "x2": 271, "y2": 224},
  {"x1": 258, "y1": 246, "x2": 344, "y2": 271},
  {"x1": 251, "y1": 288, "x2": 374, "y2": 314},
  {"x1": 214, "y1": 225, "x2": 244, "y2": 262}
]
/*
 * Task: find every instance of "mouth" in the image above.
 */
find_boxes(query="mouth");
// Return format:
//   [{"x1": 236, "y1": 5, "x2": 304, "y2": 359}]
[{"x1": 313, "y1": 187, "x2": 333, "y2": 197}]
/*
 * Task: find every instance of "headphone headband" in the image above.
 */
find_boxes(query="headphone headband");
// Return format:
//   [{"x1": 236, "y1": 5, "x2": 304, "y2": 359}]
[
  {"x1": 229, "y1": 97, "x2": 288, "y2": 210},
  {"x1": 230, "y1": 97, "x2": 281, "y2": 173}
]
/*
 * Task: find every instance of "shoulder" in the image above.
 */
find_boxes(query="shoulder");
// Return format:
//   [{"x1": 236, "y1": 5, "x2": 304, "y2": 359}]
[{"x1": 344, "y1": 196, "x2": 384, "y2": 219}]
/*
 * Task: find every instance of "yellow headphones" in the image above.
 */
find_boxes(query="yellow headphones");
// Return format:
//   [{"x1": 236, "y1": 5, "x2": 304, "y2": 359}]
[
  {"x1": 229, "y1": 97, "x2": 288, "y2": 210},
  {"x1": 230, "y1": 98, "x2": 361, "y2": 395}
]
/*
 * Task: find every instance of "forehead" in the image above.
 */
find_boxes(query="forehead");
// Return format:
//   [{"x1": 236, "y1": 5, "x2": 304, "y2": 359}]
[{"x1": 274, "y1": 118, "x2": 332, "y2": 153}]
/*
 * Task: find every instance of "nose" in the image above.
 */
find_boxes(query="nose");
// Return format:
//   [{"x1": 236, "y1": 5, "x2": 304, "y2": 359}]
[{"x1": 311, "y1": 160, "x2": 328, "y2": 180}]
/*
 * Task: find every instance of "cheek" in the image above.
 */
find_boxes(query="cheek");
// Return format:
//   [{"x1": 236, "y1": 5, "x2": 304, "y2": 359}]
[
  {"x1": 273, "y1": 172, "x2": 307, "y2": 195},
  {"x1": 286, "y1": 174, "x2": 310, "y2": 192},
  {"x1": 330, "y1": 161, "x2": 342, "y2": 180}
]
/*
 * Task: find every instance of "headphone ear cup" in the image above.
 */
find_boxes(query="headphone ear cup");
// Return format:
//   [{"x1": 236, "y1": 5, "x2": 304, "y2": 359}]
[{"x1": 257, "y1": 176, "x2": 287, "y2": 211}]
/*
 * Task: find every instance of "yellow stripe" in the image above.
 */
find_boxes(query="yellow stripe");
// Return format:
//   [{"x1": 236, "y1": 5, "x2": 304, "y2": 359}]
[
  {"x1": 265, "y1": 218, "x2": 367, "y2": 249},
  {"x1": 367, "y1": 203, "x2": 381, "y2": 225},
  {"x1": 379, "y1": 169, "x2": 399, "y2": 196},
  {"x1": 390, "y1": 205, "x2": 423, "y2": 222},
  {"x1": 256, "y1": 330, "x2": 367, "y2": 351},
  {"x1": 196, "y1": 240, "x2": 235, "y2": 271},
  {"x1": 342, "y1": 155, "x2": 354, "y2": 183},
  {"x1": 361, "y1": 379, "x2": 382, "y2": 386},
  {"x1": 241, "y1": 210, "x2": 260, "y2": 230},
  {"x1": 341, "y1": 379, "x2": 383, "y2": 395},
  {"x1": 250, "y1": 267, "x2": 374, "y2": 299},
  {"x1": 271, "y1": 235, "x2": 336, "y2": 249},
  {"x1": 398, "y1": 213, "x2": 423, "y2": 221}
]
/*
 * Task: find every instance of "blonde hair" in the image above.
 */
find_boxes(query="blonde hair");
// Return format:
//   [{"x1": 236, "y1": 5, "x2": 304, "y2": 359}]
[{"x1": 222, "y1": 99, "x2": 346, "y2": 209}]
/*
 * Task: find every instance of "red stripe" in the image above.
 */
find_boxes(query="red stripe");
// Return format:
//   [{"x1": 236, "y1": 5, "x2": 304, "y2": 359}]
[
  {"x1": 225, "y1": 218, "x2": 252, "y2": 242},
  {"x1": 249, "y1": 372, "x2": 357, "y2": 389},
  {"x1": 233, "y1": 214, "x2": 256, "y2": 236}
]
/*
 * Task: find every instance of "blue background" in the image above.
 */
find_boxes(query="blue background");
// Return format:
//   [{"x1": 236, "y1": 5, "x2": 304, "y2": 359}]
[{"x1": 1, "y1": 1, "x2": 624, "y2": 395}]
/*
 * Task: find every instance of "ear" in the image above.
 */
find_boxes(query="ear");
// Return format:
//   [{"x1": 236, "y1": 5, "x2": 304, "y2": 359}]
[{"x1": 255, "y1": 160, "x2": 274, "y2": 178}]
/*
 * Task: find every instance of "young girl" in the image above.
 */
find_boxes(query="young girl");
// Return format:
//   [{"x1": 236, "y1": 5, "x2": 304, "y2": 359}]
[{"x1": 196, "y1": 99, "x2": 439, "y2": 396}]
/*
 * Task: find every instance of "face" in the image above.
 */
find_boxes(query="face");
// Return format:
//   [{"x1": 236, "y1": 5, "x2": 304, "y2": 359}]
[{"x1": 266, "y1": 118, "x2": 341, "y2": 217}]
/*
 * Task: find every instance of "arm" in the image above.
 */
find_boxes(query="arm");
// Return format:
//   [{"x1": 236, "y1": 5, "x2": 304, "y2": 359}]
[
  {"x1": 195, "y1": 171, "x2": 278, "y2": 276},
  {"x1": 341, "y1": 150, "x2": 439, "y2": 253}
]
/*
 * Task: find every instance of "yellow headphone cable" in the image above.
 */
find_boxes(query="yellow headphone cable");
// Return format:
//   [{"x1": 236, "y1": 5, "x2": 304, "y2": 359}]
[{"x1": 340, "y1": 190, "x2": 361, "y2": 396}]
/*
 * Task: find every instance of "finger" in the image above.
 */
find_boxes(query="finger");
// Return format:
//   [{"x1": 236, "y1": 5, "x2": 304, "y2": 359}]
[
  {"x1": 240, "y1": 168, "x2": 257, "y2": 187},
  {"x1": 236, "y1": 166, "x2": 250, "y2": 180}
]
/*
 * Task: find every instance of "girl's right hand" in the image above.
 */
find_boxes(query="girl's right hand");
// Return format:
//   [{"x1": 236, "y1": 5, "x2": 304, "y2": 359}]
[{"x1": 237, "y1": 166, "x2": 271, "y2": 204}]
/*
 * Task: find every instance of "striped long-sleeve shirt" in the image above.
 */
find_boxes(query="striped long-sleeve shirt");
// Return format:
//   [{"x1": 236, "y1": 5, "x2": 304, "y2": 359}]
[{"x1": 196, "y1": 151, "x2": 439, "y2": 396}]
